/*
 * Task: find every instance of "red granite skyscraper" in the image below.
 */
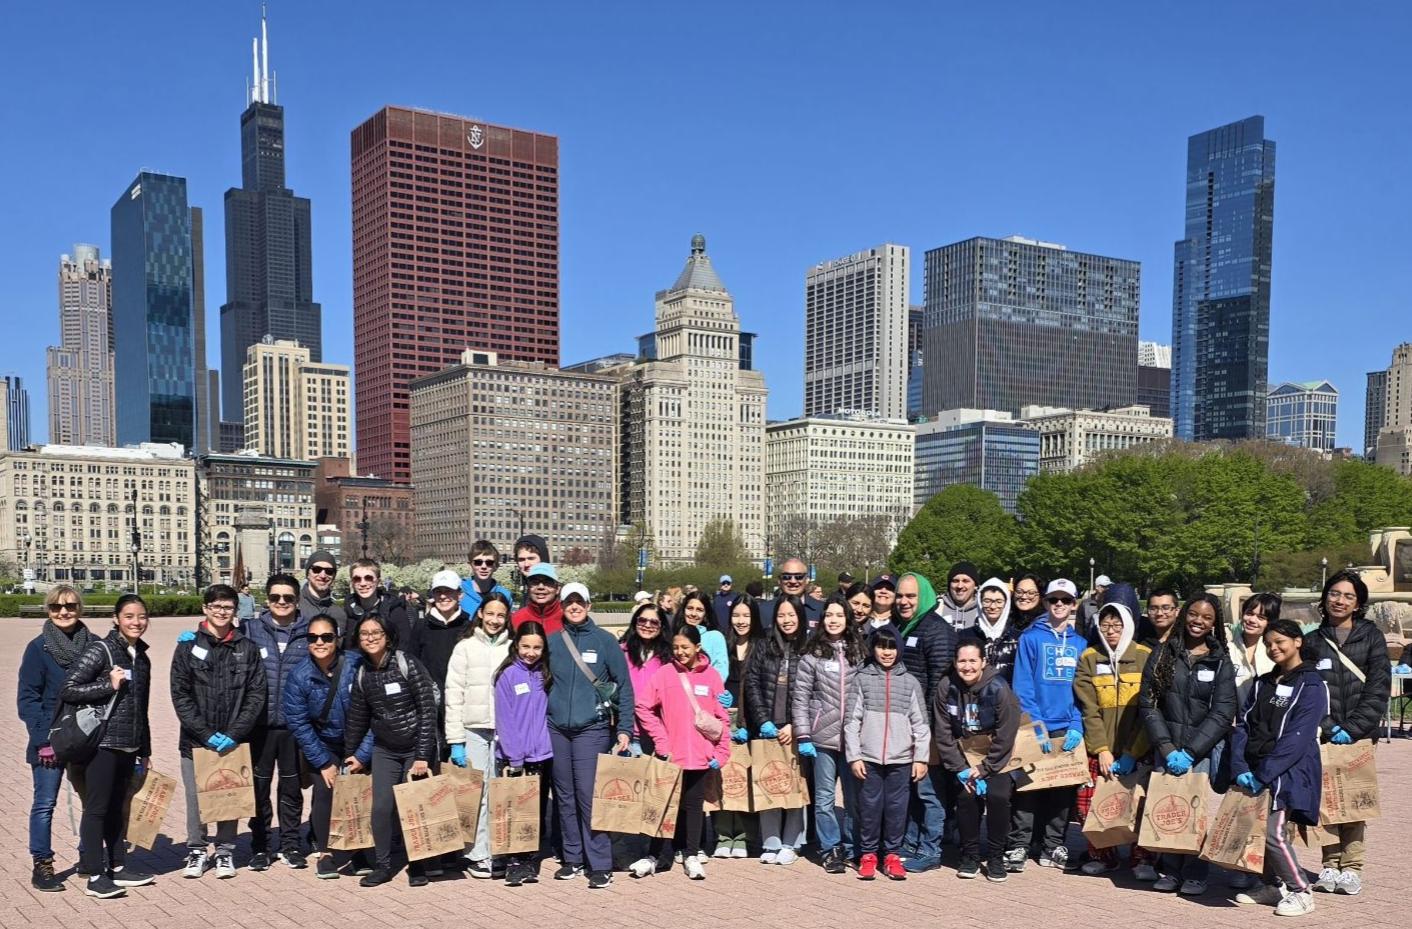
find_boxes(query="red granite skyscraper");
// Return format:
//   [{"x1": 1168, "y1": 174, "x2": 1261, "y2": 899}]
[{"x1": 351, "y1": 106, "x2": 560, "y2": 482}]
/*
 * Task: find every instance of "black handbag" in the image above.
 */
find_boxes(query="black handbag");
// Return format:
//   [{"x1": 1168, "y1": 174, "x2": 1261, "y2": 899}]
[{"x1": 48, "y1": 642, "x2": 118, "y2": 765}]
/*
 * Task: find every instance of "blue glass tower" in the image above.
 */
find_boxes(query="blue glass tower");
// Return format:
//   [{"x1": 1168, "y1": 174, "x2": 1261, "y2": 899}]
[
  {"x1": 1170, "y1": 116, "x2": 1276, "y2": 441},
  {"x1": 112, "y1": 172, "x2": 197, "y2": 448}
]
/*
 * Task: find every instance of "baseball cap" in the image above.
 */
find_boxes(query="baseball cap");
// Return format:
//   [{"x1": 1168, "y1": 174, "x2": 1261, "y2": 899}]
[
  {"x1": 837, "y1": 571, "x2": 854, "y2": 583},
  {"x1": 870, "y1": 574, "x2": 896, "y2": 592},
  {"x1": 1094, "y1": 574, "x2": 1112, "y2": 588},
  {"x1": 633, "y1": 590, "x2": 652, "y2": 604},
  {"x1": 719, "y1": 574, "x2": 733, "y2": 584},
  {"x1": 430, "y1": 569, "x2": 461, "y2": 592},
  {"x1": 559, "y1": 582, "x2": 590, "y2": 603},
  {"x1": 1045, "y1": 579, "x2": 1078, "y2": 600},
  {"x1": 524, "y1": 563, "x2": 560, "y2": 583}
]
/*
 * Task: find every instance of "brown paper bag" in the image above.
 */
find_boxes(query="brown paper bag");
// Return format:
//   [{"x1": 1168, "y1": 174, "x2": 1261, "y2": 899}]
[
  {"x1": 588, "y1": 754, "x2": 683, "y2": 836},
  {"x1": 961, "y1": 716, "x2": 1048, "y2": 774},
  {"x1": 1081, "y1": 769, "x2": 1146, "y2": 849},
  {"x1": 644, "y1": 755, "x2": 683, "y2": 838},
  {"x1": 193, "y1": 744, "x2": 257, "y2": 822},
  {"x1": 1138, "y1": 770, "x2": 1209, "y2": 854},
  {"x1": 1319, "y1": 742, "x2": 1379, "y2": 824},
  {"x1": 488, "y1": 773, "x2": 541, "y2": 855},
  {"x1": 1013, "y1": 744, "x2": 1090, "y2": 793},
  {"x1": 124, "y1": 767, "x2": 177, "y2": 850},
  {"x1": 749, "y1": 739, "x2": 810, "y2": 811},
  {"x1": 393, "y1": 773, "x2": 464, "y2": 861},
  {"x1": 704, "y1": 742, "x2": 753, "y2": 813},
  {"x1": 328, "y1": 773, "x2": 374, "y2": 851},
  {"x1": 1200, "y1": 787, "x2": 1268, "y2": 874},
  {"x1": 445, "y1": 765, "x2": 485, "y2": 844}
]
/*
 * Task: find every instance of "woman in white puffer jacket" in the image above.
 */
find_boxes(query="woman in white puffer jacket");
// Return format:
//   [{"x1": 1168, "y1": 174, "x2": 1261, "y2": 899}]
[{"x1": 444, "y1": 591, "x2": 513, "y2": 876}]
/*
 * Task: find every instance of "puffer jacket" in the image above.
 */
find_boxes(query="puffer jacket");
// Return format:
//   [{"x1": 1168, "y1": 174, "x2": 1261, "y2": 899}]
[
  {"x1": 170, "y1": 623, "x2": 267, "y2": 756},
  {"x1": 1138, "y1": 633, "x2": 1237, "y2": 762},
  {"x1": 60, "y1": 629, "x2": 151, "y2": 757},
  {"x1": 745, "y1": 639, "x2": 802, "y2": 730},
  {"x1": 284, "y1": 653, "x2": 373, "y2": 770},
  {"x1": 546, "y1": 617, "x2": 635, "y2": 737},
  {"x1": 843, "y1": 661, "x2": 931, "y2": 765},
  {"x1": 932, "y1": 665, "x2": 1020, "y2": 777},
  {"x1": 898, "y1": 610, "x2": 958, "y2": 705},
  {"x1": 1306, "y1": 619, "x2": 1390, "y2": 742},
  {"x1": 343, "y1": 649, "x2": 440, "y2": 761},
  {"x1": 635, "y1": 654, "x2": 732, "y2": 770},
  {"x1": 624, "y1": 646, "x2": 666, "y2": 739},
  {"x1": 790, "y1": 642, "x2": 858, "y2": 752},
  {"x1": 343, "y1": 592, "x2": 411, "y2": 652},
  {"x1": 443, "y1": 626, "x2": 511, "y2": 741},
  {"x1": 1231, "y1": 662, "x2": 1328, "y2": 824},
  {"x1": 244, "y1": 610, "x2": 311, "y2": 727},
  {"x1": 1074, "y1": 637, "x2": 1152, "y2": 759}
]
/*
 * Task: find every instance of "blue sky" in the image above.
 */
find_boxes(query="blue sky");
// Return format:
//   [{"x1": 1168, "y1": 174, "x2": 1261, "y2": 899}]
[{"x1": 2, "y1": 0, "x2": 1407, "y2": 450}]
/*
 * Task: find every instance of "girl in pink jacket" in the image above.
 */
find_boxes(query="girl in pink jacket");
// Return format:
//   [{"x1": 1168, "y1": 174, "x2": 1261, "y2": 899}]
[{"x1": 630, "y1": 624, "x2": 732, "y2": 880}]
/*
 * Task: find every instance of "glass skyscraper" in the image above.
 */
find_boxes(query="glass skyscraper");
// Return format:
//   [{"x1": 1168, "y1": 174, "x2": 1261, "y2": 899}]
[
  {"x1": 1170, "y1": 116, "x2": 1276, "y2": 441},
  {"x1": 112, "y1": 172, "x2": 197, "y2": 448},
  {"x1": 914, "y1": 410, "x2": 1039, "y2": 514}
]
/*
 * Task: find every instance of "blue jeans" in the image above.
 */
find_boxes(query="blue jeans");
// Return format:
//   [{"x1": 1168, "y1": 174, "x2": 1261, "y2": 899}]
[
  {"x1": 812, "y1": 747, "x2": 858, "y2": 856},
  {"x1": 30, "y1": 763, "x2": 65, "y2": 860},
  {"x1": 903, "y1": 764, "x2": 946, "y2": 859},
  {"x1": 549, "y1": 724, "x2": 614, "y2": 873}
]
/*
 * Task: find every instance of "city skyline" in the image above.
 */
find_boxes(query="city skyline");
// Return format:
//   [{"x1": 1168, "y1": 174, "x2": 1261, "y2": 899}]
[{"x1": 1, "y1": 2, "x2": 1407, "y2": 452}]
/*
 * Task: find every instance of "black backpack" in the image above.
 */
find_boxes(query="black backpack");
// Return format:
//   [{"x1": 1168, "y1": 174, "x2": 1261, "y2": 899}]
[{"x1": 48, "y1": 641, "x2": 118, "y2": 765}]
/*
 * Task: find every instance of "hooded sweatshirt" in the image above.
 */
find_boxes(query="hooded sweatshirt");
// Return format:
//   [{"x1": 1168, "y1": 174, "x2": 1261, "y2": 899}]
[
  {"x1": 932, "y1": 664, "x2": 1021, "y2": 777},
  {"x1": 962, "y1": 577, "x2": 1021, "y2": 682},
  {"x1": 459, "y1": 575, "x2": 516, "y2": 618},
  {"x1": 635, "y1": 653, "x2": 732, "y2": 770},
  {"x1": 406, "y1": 605, "x2": 471, "y2": 699},
  {"x1": 1073, "y1": 603, "x2": 1151, "y2": 758},
  {"x1": 622, "y1": 643, "x2": 666, "y2": 739},
  {"x1": 512, "y1": 597, "x2": 564, "y2": 637},
  {"x1": 1012, "y1": 611, "x2": 1084, "y2": 735},
  {"x1": 1230, "y1": 662, "x2": 1328, "y2": 824},
  {"x1": 938, "y1": 563, "x2": 981, "y2": 631},
  {"x1": 493, "y1": 658, "x2": 553, "y2": 767}
]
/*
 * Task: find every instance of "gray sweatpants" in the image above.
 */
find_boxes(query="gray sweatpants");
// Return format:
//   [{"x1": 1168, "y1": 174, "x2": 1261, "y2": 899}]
[{"x1": 182, "y1": 753, "x2": 238, "y2": 854}]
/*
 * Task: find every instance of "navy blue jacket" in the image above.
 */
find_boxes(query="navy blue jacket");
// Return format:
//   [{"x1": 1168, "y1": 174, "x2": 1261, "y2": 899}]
[
  {"x1": 17, "y1": 635, "x2": 67, "y2": 765},
  {"x1": 1231, "y1": 662, "x2": 1328, "y2": 825},
  {"x1": 244, "y1": 610, "x2": 311, "y2": 727},
  {"x1": 283, "y1": 653, "x2": 374, "y2": 770}
]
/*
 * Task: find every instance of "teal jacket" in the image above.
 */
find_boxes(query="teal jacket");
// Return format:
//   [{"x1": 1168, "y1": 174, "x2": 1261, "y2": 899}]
[{"x1": 546, "y1": 616, "x2": 635, "y2": 737}]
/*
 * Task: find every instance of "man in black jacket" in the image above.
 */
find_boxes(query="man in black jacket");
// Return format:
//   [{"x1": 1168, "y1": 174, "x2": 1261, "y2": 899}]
[
  {"x1": 759, "y1": 557, "x2": 824, "y2": 629},
  {"x1": 299, "y1": 550, "x2": 346, "y2": 637},
  {"x1": 171, "y1": 584, "x2": 267, "y2": 880}
]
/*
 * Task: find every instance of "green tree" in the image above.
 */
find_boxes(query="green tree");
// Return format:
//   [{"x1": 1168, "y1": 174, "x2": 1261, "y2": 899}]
[
  {"x1": 694, "y1": 516, "x2": 751, "y2": 569},
  {"x1": 890, "y1": 485, "x2": 1019, "y2": 581},
  {"x1": 1307, "y1": 459, "x2": 1412, "y2": 546}
]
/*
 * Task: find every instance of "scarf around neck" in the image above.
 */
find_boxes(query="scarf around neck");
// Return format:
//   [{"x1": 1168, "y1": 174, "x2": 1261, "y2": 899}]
[{"x1": 42, "y1": 618, "x2": 92, "y2": 668}]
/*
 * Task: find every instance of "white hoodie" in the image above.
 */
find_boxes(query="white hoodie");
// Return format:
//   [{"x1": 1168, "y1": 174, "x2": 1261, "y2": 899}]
[{"x1": 975, "y1": 577, "x2": 1013, "y2": 641}]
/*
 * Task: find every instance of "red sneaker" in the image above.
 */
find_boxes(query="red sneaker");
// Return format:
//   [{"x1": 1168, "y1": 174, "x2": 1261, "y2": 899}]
[
  {"x1": 857, "y1": 853, "x2": 877, "y2": 880},
  {"x1": 883, "y1": 854, "x2": 907, "y2": 881}
]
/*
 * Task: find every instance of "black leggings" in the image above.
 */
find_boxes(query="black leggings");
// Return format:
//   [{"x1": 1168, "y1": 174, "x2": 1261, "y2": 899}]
[
  {"x1": 954, "y1": 772, "x2": 1014, "y2": 859},
  {"x1": 80, "y1": 748, "x2": 137, "y2": 874},
  {"x1": 650, "y1": 768, "x2": 710, "y2": 863}
]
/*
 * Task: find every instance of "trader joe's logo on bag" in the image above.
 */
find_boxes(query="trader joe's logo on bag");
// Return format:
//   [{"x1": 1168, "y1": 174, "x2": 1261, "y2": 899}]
[
  {"x1": 1096, "y1": 789, "x2": 1133, "y2": 822},
  {"x1": 1151, "y1": 794, "x2": 1192, "y2": 833},
  {"x1": 759, "y1": 760, "x2": 793, "y2": 797},
  {"x1": 602, "y1": 778, "x2": 634, "y2": 803},
  {"x1": 722, "y1": 760, "x2": 749, "y2": 800}
]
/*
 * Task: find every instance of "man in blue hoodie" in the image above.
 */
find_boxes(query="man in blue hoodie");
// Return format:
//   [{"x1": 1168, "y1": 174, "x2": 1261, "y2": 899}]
[
  {"x1": 460, "y1": 539, "x2": 515, "y2": 615},
  {"x1": 1005, "y1": 578, "x2": 1085, "y2": 872}
]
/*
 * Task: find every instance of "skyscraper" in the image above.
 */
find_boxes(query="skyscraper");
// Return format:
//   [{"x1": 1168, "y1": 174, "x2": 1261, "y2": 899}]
[
  {"x1": 1266, "y1": 380, "x2": 1338, "y2": 451},
  {"x1": 191, "y1": 207, "x2": 217, "y2": 454},
  {"x1": 1170, "y1": 116, "x2": 1276, "y2": 441},
  {"x1": 920, "y1": 235, "x2": 1139, "y2": 417},
  {"x1": 47, "y1": 245, "x2": 116, "y2": 446},
  {"x1": 913, "y1": 410, "x2": 1039, "y2": 514},
  {"x1": 803, "y1": 245, "x2": 909, "y2": 419},
  {"x1": 1365, "y1": 369, "x2": 1388, "y2": 459},
  {"x1": 907, "y1": 305, "x2": 924, "y2": 421},
  {"x1": 220, "y1": 10, "x2": 322, "y2": 425},
  {"x1": 1, "y1": 376, "x2": 31, "y2": 451},
  {"x1": 351, "y1": 106, "x2": 560, "y2": 482},
  {"x1": 111, "y1": 171, "x2": 197, "y2": 449},
  {"x1": 1138, "y1": 340, "x2": 1172, "y2": 420},
  {"x1": 242, "y1": 338, "x2": 350, "y2": 461}
]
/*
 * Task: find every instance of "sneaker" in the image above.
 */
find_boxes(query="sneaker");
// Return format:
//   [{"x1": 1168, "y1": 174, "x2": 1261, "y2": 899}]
[
  {"x1": 1038, "y1": 846, "x2": 1069, "y2": 869},
  {"x1": 857, "y1": 853, "x2": 877, "y2": 880},
  {"x1": 467, "y1": 859, "x2": 494, "y2": 880},
  {"x1": 712, "y1": 845, "x2": 733, "y2": 859},
  {"x1": 1081, "y1": 858, "x2": 1114, "y2": 876},
  {"x1": 83, "y1": 875, "x2": 126, "y2": 899},
  {"x1": 822, "y1": 848, "x2": 846, "y2": 875},
  {"x1": 343, "y1": 852, "x2": 373, "y2": 876},
  {"x1": 1275, "y1": 890, "x2": 1316, "y2": 917},
  {"x1": 730, "y1": 845, "x2": 748, "y2": 858},
  {"x1": 521, "y1": 860, "x2": 540, "y2": 883},
  {"x1": 1003, "y1": 848, "x2": 1028, "y2": 873},
  {"x1": 759, "y1": 852, "x2": 778, "y2": 865},
  {"x1": 957, "y1": 855, "x2": 980, "y2": 879},
  {"x1": 109, "y1": 867, "x2": 154, "y2": 887},
  {"x1": 315, "y1": 855, "x2": 338, "y2": 880},
  {"x1": 587, "y1": 870, "x2": 613, "y2": 889},
  {"x1": 629, "y1": 857, "x2": 657, "y2": 879},
  {"x1": 1312, "y1": 867, "x2": 1339, "y2": 893},
  {"x1": 279, "y1": 849, "x2": 307, "y2": 870},
  {"x1": 1132, "y1": 863, "x2": 1160, "y2": 882},
  {"x1": 215, "y1": 853, "x2": 236, "y2": 879},
  {"x1": 1228, "y1": 871, "x2": 1257, "y2": 890},
  {"x1": 684, "y1": 857, "x2": 705, "y2": 880},
  {"x1": 31, "y1": 858, "x2": 64, "y2": 892},
  {"x1": 985, "y1": 857, "x2": 1009, "y2": 883},
  {"x1": 1236, "y1": 884, "x2": 1285, "y2": 906},
  {"x1": 423, "y1": 861, "x2": 443, "y2": 878},
  {"x1": 1179, "y1": 879, "x2": 1208, "y2": 896},
  {"x1": 1334, "y1": 870, "x2": 1362, "y2": 895},
  {"x1": 903, "y1": 853, "x2": 940, "y2": 873},
  {"x1": 776, "y1": 848, "x2": 798, "y2": 866},
  {"x1": 504, "y1": 863, "x2": 526, "y2": 887},
  {"x1": 883, "y1": 854, "x2": 907, "y2": 881},
  {"x1": 248, "y1": 852, "x2": 271, "y2": 872},
  {"x1": 554, "y1": 863, "x2": 584, "y2": 881},
  {"x1": 183, "y1": 850, "x2": 209, "y2": 879},
  {"x1": 1153, "y1": 874, "x2": 1181, "y2": 892},
  {"x1": 359, "y1": 868, "x2": 392, "y2": 887},
  {"x1": 407, "y1": 868, "x2": 428, "y2": 888}
]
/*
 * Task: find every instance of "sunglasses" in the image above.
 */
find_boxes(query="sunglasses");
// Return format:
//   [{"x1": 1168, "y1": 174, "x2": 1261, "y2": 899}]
[
  {"x1": 307, "y1": 632, "x2": 338, "y2": 644},
  {"x1": 472, "y1": 558, "x2": 497, "y2": 567},
  {"x1": 308, "y1": 565, "x2": 335, "y2": 577},
  {"x1": 47, "y1": 602, "x2": 81, "y2": 612},
  {"x1": 352, "y1": 574, "x2": 378, "y2": 583},
  {"x1": 636, "y1": 618, "x2": 662, "y2": 628},
  {"x1": 268, "y1": 593, "x2": 297, "y2": 604},
  {"x1": 780, "y1": 573, "x2": 807, "y2": 581},
  {"x1": 1046, "y1": 597, "x2": 1076, "y2": 606}
]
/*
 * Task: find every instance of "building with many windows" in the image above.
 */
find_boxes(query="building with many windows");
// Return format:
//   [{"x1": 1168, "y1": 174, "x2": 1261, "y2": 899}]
[
  {"x1": 1371, "y1": 343, "x2": 1412, "y2": 475},
  {"x1": 314, "y1": 457, "x2": 416, "y2": 564},
  {"x1": 2, "y1": 375, "x2": 31, "y2": 451},
  {"x1": 47, "y1": 246, "x2": 116, "y2": 447},
  {"x1": 409, "y1": 350, "x2": 616, "y2": 562},
  {"x1": 1266, "y1": 380, "x2": 1338, "y2": 451},
  {"x1": 242, "y1": 338, "x2": 350, "y2": 461},
  {"x1": 1365, "y1": 369, "x2": 1388, "y2": 460},
  {"x1": 1020, "y1": 404, "x2": 1173, "y2": 474},
  {"x1": 913, "y1": 410, "x2": 1039, "y2": 514},
  {"x1": 1138, "y1": 341, "x2": 1172, "y2": 420},
  {"x1": 0, "y1": 442, "x2": 195, "y2": 588},
  {"x1": 199, "y1": 451, "x2": 316, "y2": 588}
]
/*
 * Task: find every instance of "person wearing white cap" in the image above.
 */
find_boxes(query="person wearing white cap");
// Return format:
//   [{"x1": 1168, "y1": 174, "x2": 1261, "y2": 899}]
[{"x1": 1079, "y1": 575, "x2": 1112, "y2": 638}]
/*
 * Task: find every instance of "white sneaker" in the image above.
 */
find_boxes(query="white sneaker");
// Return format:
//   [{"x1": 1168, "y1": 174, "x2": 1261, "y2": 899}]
[
  {"x1": 628, "y1": 857, "x2": 657, "y2": 879},
  {"x1": 730, "y1": 846, "x2": 748, "y2": 858},
  {"x1": 1236, "y1": 884, "x2": 1284, "y2": 906},
  {"x1": 1132, "y1": 863, "x2": 1159, "y2": 882},
  {"x1": 1312, "y1": 867, "x2": 1339, "y2": 893},
  {"x1": 695, "y1": 851, "x2": 708, "y2": 864},
  {"x1": 1275, "y1": 891, "x2": 1315, "y2": 917},
  {"x1": 684, "y1": 857, "x2": 705, "y2": 880},
  {"x1": 1179, "y1": 879, "x2": 1208, "y2": 896},
  {"x1": 1334, "y1": 869, "x2": 1362, "y2": 895},
  {"x1": 1153, "y1": 874, "x2": 1180, "y2": 892},
  {"x1": 759, "y1": 852, "x2": 778, "y2": 865},
  {"x1": 712, "y1": 846, "x2": 732, "y2": 859},
  {"x1": 183, "y1": 850, "x2": 209, "y2": 879},
  {"x1": 775, "y1": 848, "x2": 798, "y2": 866},
  {"x1": 214, "y1": 853, "x2": 236, "y2": 879}
]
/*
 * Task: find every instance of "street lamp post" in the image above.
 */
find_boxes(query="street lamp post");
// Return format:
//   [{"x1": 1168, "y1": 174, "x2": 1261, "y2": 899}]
[
  {"x1": 1089, "y1": 557, "x2": 1095, "y2": 593},
  {"x1": 1320, "y1": 557, "x2": 1328, "y2": 591},
  {"x1": 359, "y1": 498, "x2": 370, "y2": 560},
  {"x1": 130, "y1": 531, "x2": 141, "y2": 596}
]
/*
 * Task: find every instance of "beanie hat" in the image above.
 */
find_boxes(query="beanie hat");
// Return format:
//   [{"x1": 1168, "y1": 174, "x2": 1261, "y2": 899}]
[
  {"x1": 305, "y1": 549, "x2": 338, "y2": 571},
  {"x1": 947, "y1": 561, "x2": 980, "y2": 585}
]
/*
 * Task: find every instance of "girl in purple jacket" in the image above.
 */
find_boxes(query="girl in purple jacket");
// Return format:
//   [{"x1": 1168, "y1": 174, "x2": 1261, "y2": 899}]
[{"x1": 493, "y1": 620, "x2": 553, "y2": 887}]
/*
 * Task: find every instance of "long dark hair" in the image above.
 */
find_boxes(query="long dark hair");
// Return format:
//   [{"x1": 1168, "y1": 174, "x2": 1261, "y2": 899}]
[
  {"x1": 804, "y1": 595, "x2": 865, "y2": 664},
  {"x1": 1319, "y1": 569, "x2": 1368, "y2": 624},
  {"x1": 675, "y1": 591, "x2": 715, "y2": 636},
  {"x1": 1148, "y1": 593, "x2": 1225, "y2": 703},
  {"x1": 464, "y1": 591, "x2": 514, "y2": 639},
  {"x1": 1264, "y1": 618, "x2": 1316, "y2": 664},
  {"x1": 762, "y1": 596, "x2": 808, "y2": 659},
  {"x1": 623, "y1": 603, "x2": 671, "y2": 669},
  {"x1": 1010, "y1": 573, "x2": 1046, "y2": 629},
  {"x1": 494, "y1": 619, "x2": 552, "y2": 691}
]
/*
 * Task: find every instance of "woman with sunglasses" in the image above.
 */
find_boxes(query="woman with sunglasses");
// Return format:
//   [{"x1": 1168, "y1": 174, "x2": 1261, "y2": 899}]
[
  {"x1": 621, "y1": 604, "x2": 671, "y2": 757},
  {"x1": 17, "y1": 585, "x2": 92, "y2": 891},
  {"x1": 285, "y1": 614, "x2": 374, "y2": 879}
]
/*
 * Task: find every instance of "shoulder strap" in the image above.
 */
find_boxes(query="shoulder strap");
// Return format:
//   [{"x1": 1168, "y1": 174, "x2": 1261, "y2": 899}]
[
  {"x1": 559, "y1": 630, "x2": 600, "y2": 685},
  {"x1": 314, "y1": 656, "x2": 343, "y2": 726},
  {"x1": 679, "y1": 672, "x2": 707, "y2": 714},
  {"x1": 396, "y1": 651, "x2": 409, "y2": 679},
  {"x1": 1324, "y1": 634, "x2": 1367, "y2": 684}
]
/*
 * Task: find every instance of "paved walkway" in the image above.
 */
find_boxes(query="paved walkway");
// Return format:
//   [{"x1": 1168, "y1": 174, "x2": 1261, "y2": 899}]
[{"x1": 1, "y1": 617, "x2": 1407, "y2": 928}]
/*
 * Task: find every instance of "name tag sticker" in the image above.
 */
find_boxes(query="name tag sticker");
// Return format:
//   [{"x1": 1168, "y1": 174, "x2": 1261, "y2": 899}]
[
  {"x1": 1275, "y1": 684, "x2": 1294, "y2": 698},
  {"x1": 1197, "y1": 669, "x2": 1216, "y2": 682},
  {"x1": 947, "y1": 705, "x2": 960, "y2": 716},
  {"x1": 906, "y1": 636, "x2": 919, "y2": 648},
  {"x1": 190, "y1": 646, "x2": 209, "y2": 661},
  {"x1": 260, "y1": 647, "x2": 269, "y2": 660},
  {"x1": 694, "y1": 684, "x2": 710, "y2": 696},
  {"x1": 384, "y1": 682, "x2": 402, "y2": 695},
  {"x1": 513, "y1": 682, "x2": 531, "y2": 696},
  {"x1": 1096, "y1": 663, "x2": 1112, "y2": 674},
  {"x1": 824, "y1": 661, "x2": 840, "y2": 672},
  {"x1": 1316, "y1": 658, "x2": 1333, "y2": 671},
  {"x1": 123, "y1": 668, "x2": 133, "y2": 680},
  {"x1": 1056, "y1": 656, "x2": 1077, "y2": 669}
]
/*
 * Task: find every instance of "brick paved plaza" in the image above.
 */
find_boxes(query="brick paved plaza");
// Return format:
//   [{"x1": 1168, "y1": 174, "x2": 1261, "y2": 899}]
[{"x1": 1, "y1": 617, "x2": 1407, "y2": 929}]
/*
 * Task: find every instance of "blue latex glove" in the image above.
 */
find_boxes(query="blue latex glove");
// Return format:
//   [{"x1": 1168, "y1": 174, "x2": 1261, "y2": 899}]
[
  {"x1": 708, "y1": 758, "x2": 720, "y2": 770},
  {"x1": 177, "y1": 630, "x2": 197, "y2": 644},
  {"x1": 759, "y1": 722, "x2": 778, "y2": 739},
  {"x1": 1394, "y1": 664, "x2": 1412, "y2": 674},
  {"x1": 449, "y1": 744, "x2": 468, "y2": 767},
  {"x1": 1164, "y1": 750, "x2": 1193, "y2": 776},
  {"x1": 975, "y1": 777, "x2": 987, "y2": 797},
  {"x1": 1111, "y1": 754, "x2": 1136, "y2": 776},
  {"x1": 957, "y1": 768, "x2": 974, "y2": 788},
  {"x1": 1330, "y1": 726, "x2": 1353, "y2": 745},
  {"x1": 1062, "y1": 728, "x2": 1083, "y2": 753},
  {"x1": 1037, "y1": 734, "x2": 1054, "y2": 754},
  {"x1": 797, "y1": 741, "x2": 817, "y2": 758},
  {"x1": 205, "y1": 733, "x2": 224, "y2": 752},
  {"x1": 732, "y1": 727, "x2": 749, "y2": 744},
  {"x1": 1235, "y1": 772, "x2": 1263, "y2": 794},
  {"x1": 717, "y1": 690, "x2": 734, "y2": 708}
]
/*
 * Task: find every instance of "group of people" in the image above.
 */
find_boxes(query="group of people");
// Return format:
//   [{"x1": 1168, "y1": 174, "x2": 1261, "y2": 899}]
[{"x1": 16, "y1": 541, "x2": 1393, "y2": 917}]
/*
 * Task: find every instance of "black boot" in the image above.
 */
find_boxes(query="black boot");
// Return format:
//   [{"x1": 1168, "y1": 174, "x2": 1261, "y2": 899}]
[{"x1": 31, "y1": 858, "x2": 64, "y2": 892}]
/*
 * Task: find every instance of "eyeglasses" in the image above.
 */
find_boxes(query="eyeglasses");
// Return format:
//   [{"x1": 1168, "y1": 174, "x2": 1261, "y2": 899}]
[
  {"x1": 307, "y1": 632, "x2": 338, "y2": 644},
  {"x1": 205, "y1": 604, "x2": 236, "y2": 614},
  {"x1": 472, "y1": 558, "x2": 496, "y2": 567},
  {"x1": 47, "y1": 601, "x2": 80, "y2": 612},
  {"x1": 1098, "y1": 622, "x2": 1125, "y2": 632},
  {"x1": 1326, "y1": 591, "x2": 1359, "y2": 602},
  {"x1": 268, "y1": 593, "x2": 297, "y2": 604},
  {"x1": 1151, "y1": 605, "x2": 1179, "y2": 614},
  {"x1": 780, "y1": 573, "x2": 807, "y2": 581},
  {"x1": 1014, "y1": 590, "x2": 1039, "y2": 599},
  {"x1": 308, "y1": 565, "x2": 335, "y2": 577},
  {"x1": 1046, "y1": 597, "x2": 1076, "y2": 606},
  {"x1": 352, "y1": 574, "x2": 378, "y2": 583},
  {"x1": 358, "y1": 631, "x2": 386, "y2": 641}
]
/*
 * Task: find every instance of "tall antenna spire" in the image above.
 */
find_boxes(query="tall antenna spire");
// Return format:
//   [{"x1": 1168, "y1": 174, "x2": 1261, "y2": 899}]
[
  {"x1": 260, "y1": 4, "x2": 271, "y2": 104},
  {"x1": 250, "y1": 37, "x2": 260, "y2": 104}
]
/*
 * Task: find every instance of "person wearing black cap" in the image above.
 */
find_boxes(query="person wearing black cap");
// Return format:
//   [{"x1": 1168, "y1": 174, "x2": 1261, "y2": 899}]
[
  {"x1": 836, "y1": 571, "x2": 855, "y2": 597},
  {"x1": 868, "y1": 575, "x2": 897, "y2": 630},
  {"x1": 299, "y1": 550, "x2": 347, "y2": 639},
  {"x1": 937, "y1": 562, "x2": 980, "y2": 632}
]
